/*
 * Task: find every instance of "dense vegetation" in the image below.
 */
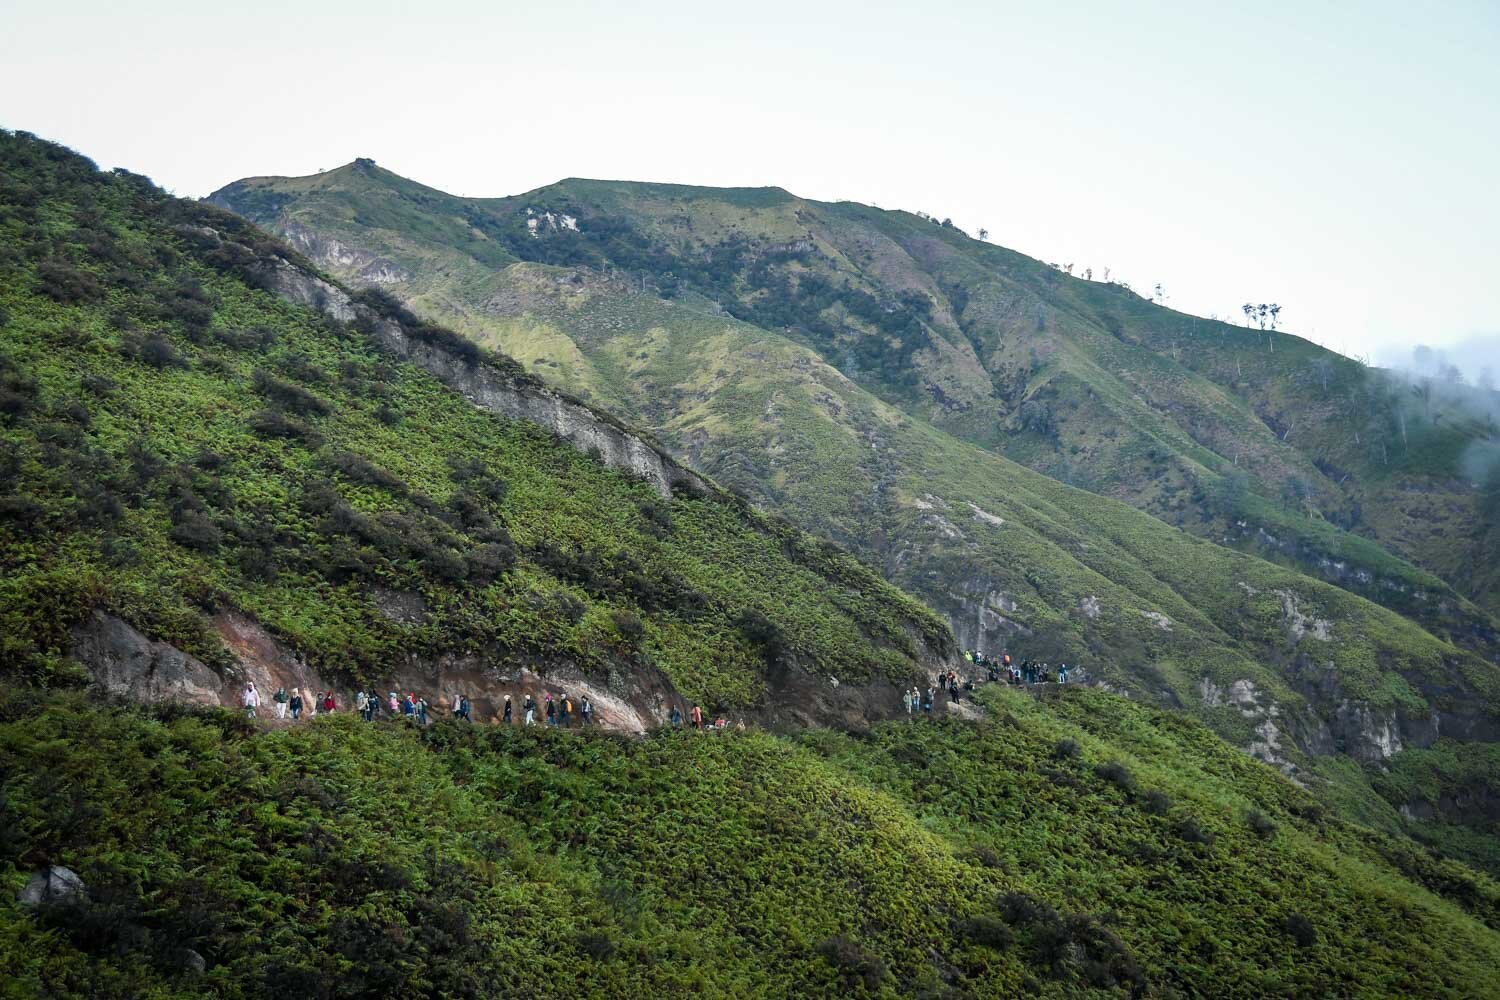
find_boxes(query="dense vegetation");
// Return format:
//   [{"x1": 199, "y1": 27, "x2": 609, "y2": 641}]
[
  {"x1": 5, "y1": 684, "x2": 1500, "y2": 998},
  {"x1": 0, "y1": 129, "x2": 948, "y2": 711}
]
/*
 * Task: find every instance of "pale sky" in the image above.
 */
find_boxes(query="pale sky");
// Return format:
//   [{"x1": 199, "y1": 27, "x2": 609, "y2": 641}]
[{"x1": 4, "y1": 0, "x2": 1496, "y2": 363}]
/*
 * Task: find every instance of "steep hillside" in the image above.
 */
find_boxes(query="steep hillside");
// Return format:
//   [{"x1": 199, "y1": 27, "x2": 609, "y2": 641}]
[
  {"x1": 0, "y1": 130, "x2": 952, "y2": 727},
  {"x1": 6, "y1": 685, "x2": 1500, "y2": 998},
  {"x1": 210, "y1": 161, "x2": 1500, "y2": 860},
  {"x1": 211, "y1": 163, "x2": 1498, "y2": 618}
]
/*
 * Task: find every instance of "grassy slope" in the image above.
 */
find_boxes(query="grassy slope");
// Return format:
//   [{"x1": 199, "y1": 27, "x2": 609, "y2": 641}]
[
  {"x1": 4, "y1": 686, "x2": 1500, "y2": 998},
  {"x1": 0, "y1": 131, "x2": 948, "y2": 711}
]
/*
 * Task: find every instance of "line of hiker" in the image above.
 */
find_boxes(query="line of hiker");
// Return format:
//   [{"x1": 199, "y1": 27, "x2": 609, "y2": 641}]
[
  {"x1": 242, "y1": 684, "x2": 339, "y2": 720},
  {"x1": 899, "y1": 651, "x2": 1073, "y2": 716},
  {"x1": 240, "y1": 682, "x2": 595, "y2": 728},
  {"x1": 664, "y1": 702, "x2": 744, "y2": 733}
]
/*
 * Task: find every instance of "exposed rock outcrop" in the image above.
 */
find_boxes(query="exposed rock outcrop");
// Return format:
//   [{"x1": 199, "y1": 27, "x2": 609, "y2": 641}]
[
  {"x1": 17, "y1": 866, "x2": 86, "y2": 910},
  {"x1": 69, "y1": 611, "x2": 223, "y2": 705},
  {"x1": 255, "y1": 254, "x2": 707, "y2": 500}
]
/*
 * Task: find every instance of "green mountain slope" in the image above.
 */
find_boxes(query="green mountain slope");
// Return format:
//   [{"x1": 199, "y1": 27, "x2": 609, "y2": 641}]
[
  {"x1": 212, "y1": 163, "x2": 1500, "y2": 618},
  {"x1": 0, "y1": 130, "x2": 950, "y2": 721},
  {"x1": 6, "y1": 685, "x2": 1500, "y2": 998},
  {"x1": 210, "y1": 161, "x2": 1500, "y2": 864},
  {"x1": 4, "y1": 135, "x2": 1500, "y2": 999}
]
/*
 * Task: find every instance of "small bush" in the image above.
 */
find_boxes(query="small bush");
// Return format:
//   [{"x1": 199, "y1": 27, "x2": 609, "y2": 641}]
[
  {"x1": 1094, "y1": 761, "x2": 1136, "y2": 795},
  {"x1": 138, "y1": 336, "x2": 186, "y2": 369},
  {"x1": 81, "y1": 373, "x2": 117, "y2": 396},
  {"x1": 1053, "y1": 738, "x2": 1080, "y2": 760},
  {"x1": 1141, "y1": 789, "x2": 1173, "y2": 816},
  {"x1": 575, "y1": 930, "x2": 617, "y2": 962},
  {"x1": 816, "y1": 934, "x2": 886, "y2": 992},
  {"x1": 170, "y1": 512, "x2": 223, "y2": 552},
  {"x1": 1175, "y1": 816, "x2": 1215, "y2": 846},
  {"x1": 465, "y1": 542, "x2": 515, "y2": 583},
  {"x1": 420, "y1": 546, "x2": 468, "y2": 583},
  {"x1": 252, "y1": 369, "x2": 329, "y2": 417},
  {"x1": 611, "y1": 610, "x2": 645, "y2": 641},
  {"x1": 323, "y1": 451, "x2": 408, "y2": 495},
  {"x1": 1247, "y1": 810, "x2": 1278, "y2": 840},
  {"x1": 247, "y1": 409, "x2": 322, "y2": 446},
  {"x1": 36, "y1": 259, "x2": 101, "y2": 303},
  {"x1": 958, "y1": 915, "x2": 1013, "y2": 951},
  {"x1": 1284, "y1": 912, "x2": 1317, "y2": 949}
]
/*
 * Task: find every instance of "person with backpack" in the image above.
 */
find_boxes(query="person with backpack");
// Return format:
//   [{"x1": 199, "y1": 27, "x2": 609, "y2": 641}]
[
  {"x1": 545, "y1": 695, "x2": 557, "y2": 727},
  {"x1": 523, "y1": 693, "x2": 537, "y2": 726},
  {"x1": 289, "y1": 688, "x2": 304, "y2": 721},
  {"x1": 581, "y1": 697, "x2": 593, "y2": 726},
  {"x1": 922, "y1": 687, "x2": 934, "y2": 713},
  {"x1": 1058, "y1": 663, "x2": 1069, "y2": 685},
  {"x1": 503, "y1": 694, "x2": 513, "y2": 724},
  {"x1": 273, "y1": 686, "x2": 288, "y2": 719},
  {"x1": 322, "y1": 691, "x2": 336, "y2": 714},
  {"x1": 560, "y1": 695, "x2": 572, "y2": 728},
  {"x1": 459, "y1": 694, "x2": 472, "y2": 722},
  {"x1": 242, "y1": 682, "x2": 260, "y2": 719},
  {"x1": 402, "y1": 693, "x2": 415, "y2": 719}
]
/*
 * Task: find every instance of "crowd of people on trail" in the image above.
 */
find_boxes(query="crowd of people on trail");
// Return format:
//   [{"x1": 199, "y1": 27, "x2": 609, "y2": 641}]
[
  {"x1": 898, "y1": 650, "x2": 1072, "y2": 717},
  {"x1": 235, "y1": 649, "x2": 1074, "y2": 734},
  {"x1": 965, "y1": 648, "x2": 1070, "y2": 687},
  {"x1": 238, "y1": 682, "x2": 596, "y2": 729}
]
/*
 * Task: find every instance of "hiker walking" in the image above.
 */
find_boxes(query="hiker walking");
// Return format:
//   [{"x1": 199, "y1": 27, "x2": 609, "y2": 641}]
[
  {"x1": 523, "y1": 693, "x2": 537, "y2": 726},
  {"x1": 903, "y1": 688, "x2": 913, "y2": 715},
  {"x1": 459, "y1": 694, "x2": 472, "y2": 722},
  {"x1": 322, "y1": 691, "x2": 336, "y2": 714},
  {"x1": 289, "y1": 688, "x2": 304, "y2": 720},
  {"x1": 922, "y1": 687, "x2": 934, "y2": 713},
  {"x1": 451, "y1": 692, "x2": 462, "y2": 719},
  {"x1": 1058, "y1": 663, "x2": 1069, "y2": 684},
  {"x1": 418, "y1": 695, "x2": 430, "y2": 725},
  {"x1": 670, "y1": 705, "x2": 682, "y2": 726},
  {"x1": 690, "y1": 704, "x2": 703, "y2": 730},
  {"x1": 273, "y1": 686, "x2": 288, "y2": 719},
  {"x1": 560, "y1": 695, "x2": 572, "y2": 728},
  {"x1": 545, "y1": 695, "x2": 557, "y2": 727},
  {"x1": 242, "y1": 682, "x2": 260, "y2": 719},
  {"x1": 581, "y1": 697, "x2": 593, "y2": 726},
  {"x1": 503, "y1": 694, "x2": 513, "y2": 724}
]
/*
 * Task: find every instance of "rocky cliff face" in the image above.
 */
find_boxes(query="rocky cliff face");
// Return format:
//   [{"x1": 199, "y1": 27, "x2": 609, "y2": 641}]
[{"x1": 247, "y1": 246, "x2": 708, "y2": 501}]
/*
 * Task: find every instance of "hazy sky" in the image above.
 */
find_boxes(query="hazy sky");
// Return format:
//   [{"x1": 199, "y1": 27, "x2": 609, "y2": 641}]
[{"x1": 4, "y1": 0, "x2": 1496, "y2": 363}]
